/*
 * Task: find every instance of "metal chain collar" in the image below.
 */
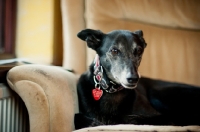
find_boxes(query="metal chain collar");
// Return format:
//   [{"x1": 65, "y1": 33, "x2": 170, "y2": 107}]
[{"x1": 93, "y1": 54, "x2": 123, "y2": 93}]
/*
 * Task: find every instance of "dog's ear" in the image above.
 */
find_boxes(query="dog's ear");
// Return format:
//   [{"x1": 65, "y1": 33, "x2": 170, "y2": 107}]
[
  {"x1": 77, "y1": 29, "x2": 104, "y2": 50},
  {"x1": 133, "y1": 30, "x2": 147, "y2": 48},
  {"x1": 134, "y1": 30, "x2": 143, "y2": 37}
]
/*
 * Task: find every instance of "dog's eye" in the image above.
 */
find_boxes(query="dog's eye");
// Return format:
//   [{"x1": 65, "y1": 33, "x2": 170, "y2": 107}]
[
  {"x1": 111, "y1": 48, "x2": 120, "y2": 55},
  {"x1": 134, "y1": 46, "x2": 143, "y2": 56},
  {"x1": 137, "y1": 47, "x2": 143, "y2": 55}
]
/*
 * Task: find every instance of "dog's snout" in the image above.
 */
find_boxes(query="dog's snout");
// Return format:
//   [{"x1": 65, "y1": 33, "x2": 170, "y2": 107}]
[{"x1": 126, "y1": 73, "x2": 139, "y2": 84}]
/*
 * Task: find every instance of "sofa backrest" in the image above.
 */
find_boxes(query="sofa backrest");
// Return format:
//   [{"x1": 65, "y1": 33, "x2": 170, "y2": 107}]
[{"x1": 62, "y1": 0, "x2": 200, "y2": 86}]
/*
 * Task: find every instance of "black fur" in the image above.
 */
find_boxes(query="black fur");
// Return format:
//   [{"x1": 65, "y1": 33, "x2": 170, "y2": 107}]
[{"x1": 75, "y1": 29, "x2": 200, "y2": 129}]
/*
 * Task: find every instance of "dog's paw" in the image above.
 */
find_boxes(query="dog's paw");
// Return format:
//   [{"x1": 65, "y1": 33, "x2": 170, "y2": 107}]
[{"x1": 90, "y1": 118, "x2": 104, "y2": 127}]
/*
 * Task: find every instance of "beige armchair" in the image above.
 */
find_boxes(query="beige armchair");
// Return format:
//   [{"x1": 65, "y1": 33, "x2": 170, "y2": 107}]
[{"x1": 4, "y1": 0, "x2": 200, "y2": 131}]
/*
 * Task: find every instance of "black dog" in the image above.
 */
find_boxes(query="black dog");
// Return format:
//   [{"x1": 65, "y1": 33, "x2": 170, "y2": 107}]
[{"x1": 75, "y1": 29, "x2": 200, "y2": 129}]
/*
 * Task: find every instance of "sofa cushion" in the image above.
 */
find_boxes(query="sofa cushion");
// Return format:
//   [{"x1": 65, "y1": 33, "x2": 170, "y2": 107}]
[
  {"x1": 86, "y1": 0, "x2": 200, "y2": 30},
  {"x1": 73, "y1": 124, "x2": 200, "y2": 132}
]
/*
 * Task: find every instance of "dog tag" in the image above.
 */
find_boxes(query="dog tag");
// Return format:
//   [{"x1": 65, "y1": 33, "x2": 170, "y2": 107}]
[{"x1": 92, "y1": 88, "x2": 103, "y2": 101}]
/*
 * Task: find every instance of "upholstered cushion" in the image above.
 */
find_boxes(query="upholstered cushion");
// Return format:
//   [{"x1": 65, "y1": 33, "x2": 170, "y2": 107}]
[
  {"x1": 86, "y1": 0, "x2": 200, "y2": 30},
  {"x1": 73, "y1": 124, "x2": 200, "y2": 132}
]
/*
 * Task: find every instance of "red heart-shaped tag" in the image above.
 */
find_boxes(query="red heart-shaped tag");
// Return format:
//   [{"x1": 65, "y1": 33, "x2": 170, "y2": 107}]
[{"x1": 92, "y1": 88, "x2": 103, "y2": 101}]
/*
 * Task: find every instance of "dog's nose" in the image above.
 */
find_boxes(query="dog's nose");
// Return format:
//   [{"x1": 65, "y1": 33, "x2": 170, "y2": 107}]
[
  {"x1": 126, "y1": 73, "x2": 139, "y2": 84},
  {"x1": 127, "y1": 77, "x2": 138, "y2": 84}
]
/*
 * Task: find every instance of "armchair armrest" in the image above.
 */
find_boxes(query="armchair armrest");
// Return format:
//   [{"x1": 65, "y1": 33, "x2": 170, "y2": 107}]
[{"x1": 7, "y1": 64, "x2": 79, "y2": 132}]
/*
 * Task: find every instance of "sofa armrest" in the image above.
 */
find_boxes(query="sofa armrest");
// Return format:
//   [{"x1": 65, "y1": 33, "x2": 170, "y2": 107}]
[{"x1": 7, "y1": 64, "x2": 79, "y2": 132}]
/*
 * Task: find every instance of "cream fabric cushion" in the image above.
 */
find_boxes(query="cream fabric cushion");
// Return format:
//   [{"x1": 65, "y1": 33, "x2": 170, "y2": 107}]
[
  {"x1": 86, "y1": 0, "x2": 200, "y2": 30},
  {"x1": 73, "y1": 124, "x2": 200, "y2": 132}
]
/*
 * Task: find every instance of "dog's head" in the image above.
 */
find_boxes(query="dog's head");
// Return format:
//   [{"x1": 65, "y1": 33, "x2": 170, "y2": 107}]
[{"x1": 77, "y1": 29, "x2": 147, "y2": 89}]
